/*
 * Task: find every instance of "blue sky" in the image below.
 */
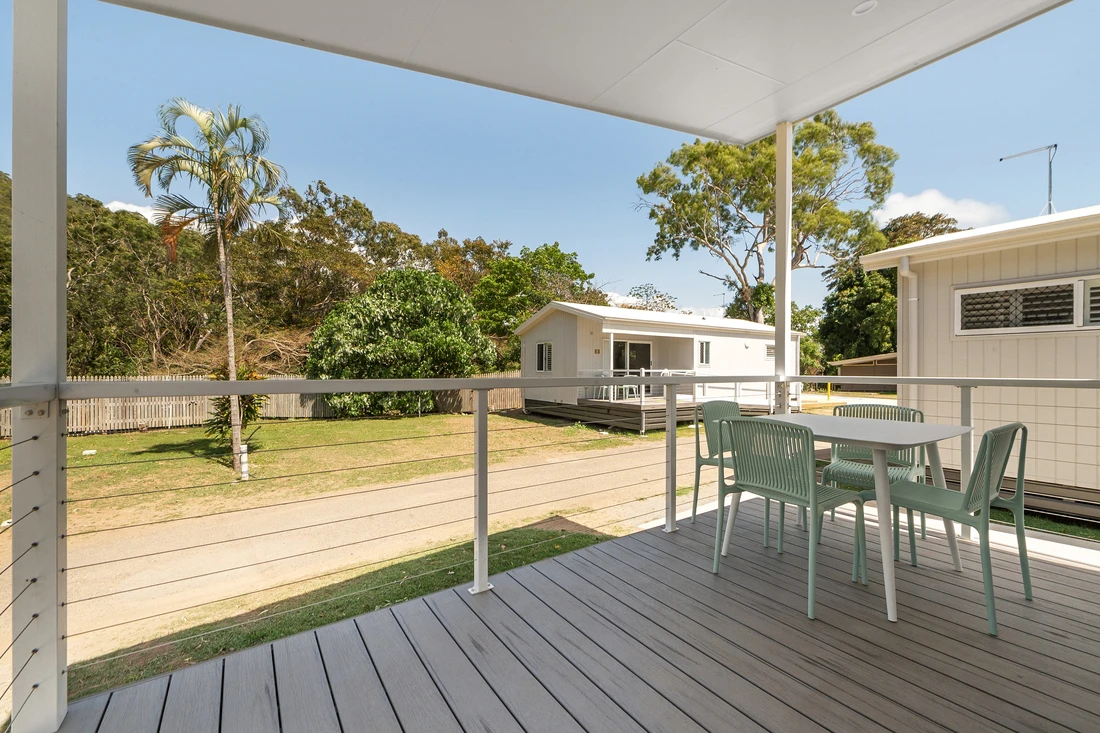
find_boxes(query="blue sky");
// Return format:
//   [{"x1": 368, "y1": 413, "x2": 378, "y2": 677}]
[{"x1": 0, "y1": 0, "x2": 1097, "y2": 313}]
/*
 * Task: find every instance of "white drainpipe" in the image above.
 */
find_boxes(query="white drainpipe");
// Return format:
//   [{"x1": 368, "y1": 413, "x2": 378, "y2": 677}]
[{"x1": 898, "y1": 256, "x2": 919, "y2": 383}]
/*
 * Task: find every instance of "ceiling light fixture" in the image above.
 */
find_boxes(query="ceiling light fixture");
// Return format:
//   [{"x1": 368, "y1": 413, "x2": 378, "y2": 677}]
[{"x1": 852, "y1": 1, "x2": 878, "y2": 16}]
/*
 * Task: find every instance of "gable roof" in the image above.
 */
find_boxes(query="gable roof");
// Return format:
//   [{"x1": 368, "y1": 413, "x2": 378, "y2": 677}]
[
  {"x1": 861, "y1": 205, "x2": 1100, "y2": 270},
  {"x1": 514, "y1": 301, "x2": 793, "y2": 336},
  {"x1": 108, "y1": 0, "x2": 1065, "y2": 146}
]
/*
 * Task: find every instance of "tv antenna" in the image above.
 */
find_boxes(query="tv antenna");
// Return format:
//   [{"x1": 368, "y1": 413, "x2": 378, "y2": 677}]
[{"x1": 999, "y1": 144, "x2": 1057, "y2": 215}]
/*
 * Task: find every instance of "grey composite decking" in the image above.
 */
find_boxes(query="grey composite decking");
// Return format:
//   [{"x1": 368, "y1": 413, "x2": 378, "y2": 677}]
[{"x1": 60, "y1": 502, "x2": 1100, "y2": 733}]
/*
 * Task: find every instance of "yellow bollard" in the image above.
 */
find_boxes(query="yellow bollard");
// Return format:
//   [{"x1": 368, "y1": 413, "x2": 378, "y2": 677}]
[{"x1": 827, "y1": 382, "x2": 831, "y2": 401}]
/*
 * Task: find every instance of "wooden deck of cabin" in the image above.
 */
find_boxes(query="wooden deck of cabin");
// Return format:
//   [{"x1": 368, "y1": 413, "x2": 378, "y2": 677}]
[{"x1": 59, "y1": 500, "x2": 1100, "y2": 733}]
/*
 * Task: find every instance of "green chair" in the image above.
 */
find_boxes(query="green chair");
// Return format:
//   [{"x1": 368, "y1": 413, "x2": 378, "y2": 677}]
[
  {"x1": 887, "y1": 423, "x2": 1032, "y2": 636},
  {"x1": 823, "y1": 404, "x2": 926, "y2": 564},
  {"x1": 712, "y1": 417, "x2": 867, "y2": 619},
  {"x1": 691, "y1": 401, "x2": 742, "y2": 523}
]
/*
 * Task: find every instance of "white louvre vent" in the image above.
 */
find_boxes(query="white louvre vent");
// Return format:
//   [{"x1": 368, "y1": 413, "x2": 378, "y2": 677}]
[
  {"x1": 765, "y1": 344, "x2": 775, "y2": 359},
  {"x1": 1087, "y1": 281, "x2": 1100, "y2": 325}
]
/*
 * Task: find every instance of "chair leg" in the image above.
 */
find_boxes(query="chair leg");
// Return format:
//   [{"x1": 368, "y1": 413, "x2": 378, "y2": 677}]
[
  {"x1": 859, "y1": 505, "x2": 868, "y2": 585},
  {"x1": 808, "y1": 508, "x2": 819, "y2": 619},
  {"x1": 777, "y1": 501, "x2": 785, "y2": 554},
  {"x1": 691, "y1": 463, "x2": 701, "y2": 523},
  {"x1": 801, "y1": 506, "x2": 808, "y2": 529},
  {"x1": 979, "y1": 526, "x2": 998, "y2": 636},
  {"x1": 722, "y1": 493, "x2": 741, "y2": 558},
  {"x1": 816, "y1": 513, "x2": 824, "y2": 544},
  {"x1": 920, "y1": 511, "x2": 926, "y2": 539},
  {"x1": 906, "y1": 508, "x2": 917, "y2": 566},
  {"x1": 943, "y1": 519, "x2": 963, "y2": 572},
  {"x1": 712, "y1": 490, "x2": 726, "y2": 574},
  {"x1": 764, "y1": 498, "x2": 771, "y2": 548},
  {"x1": 893, "y1": 504, "x2": 900, "y2": 562},
  {"x1": 851, "y1": 507, "x2": 860, "y2": 583},
  {"x1": 1014, "y1": 509, "x2": 1033, "y2": 600}
]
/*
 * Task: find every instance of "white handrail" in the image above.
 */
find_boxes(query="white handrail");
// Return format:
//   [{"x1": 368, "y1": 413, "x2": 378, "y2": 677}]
[{"x1": 44, "y1": 374, "x2": 1100, "y2": 402}]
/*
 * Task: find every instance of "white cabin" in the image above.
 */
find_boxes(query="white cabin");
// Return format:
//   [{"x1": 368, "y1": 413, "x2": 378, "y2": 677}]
[
  {"x1": 515, "y1": 302, "x2": 800, "y2": 411},
  {"x1": 862, "y1": 206, "x2": 1100, "y2": 517}
]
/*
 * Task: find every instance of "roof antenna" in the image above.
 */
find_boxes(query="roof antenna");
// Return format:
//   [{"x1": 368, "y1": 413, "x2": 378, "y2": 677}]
[{"x1": 999, "y1": 144, "x2": 1057, "y2": 215}]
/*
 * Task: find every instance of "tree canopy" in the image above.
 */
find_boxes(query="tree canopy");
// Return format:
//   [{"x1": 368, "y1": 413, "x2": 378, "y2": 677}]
[
  {"x1": 305, "y1": 269, "x2": 495, "y2": 415},
  {"x1": 472, "y1": 243, "x2": 607, "y2": 365},
  {"x1": 819, "y1": 211, "x2": 961, "y2": 363},
  {"x1": 637, "y1": 110, "x2": 896, "y2": 322}
]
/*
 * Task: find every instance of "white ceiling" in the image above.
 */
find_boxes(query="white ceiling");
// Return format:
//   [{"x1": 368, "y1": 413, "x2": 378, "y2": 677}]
[{"x1": 104, "y1": 0, "x2": 1068, "y2": 144}]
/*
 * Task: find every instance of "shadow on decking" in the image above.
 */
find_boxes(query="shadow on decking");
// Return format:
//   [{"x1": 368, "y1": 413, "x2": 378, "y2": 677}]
[{"x1": 65, "y1": 519, "x2": 610, "y2": 702}]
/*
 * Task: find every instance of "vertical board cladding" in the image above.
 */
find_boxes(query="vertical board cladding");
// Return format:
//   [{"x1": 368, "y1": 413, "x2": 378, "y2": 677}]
[
  {"x1": 520, "y1": 310, "x2": 579, "y2": 405},
  {"x1": 902, "y1": 234, "x2": 1100, "y2": 492}
]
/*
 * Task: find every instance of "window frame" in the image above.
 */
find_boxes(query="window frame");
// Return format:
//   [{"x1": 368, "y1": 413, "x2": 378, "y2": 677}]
[
  {"x1": 953, "y1": 274, "x2": 1100, "y2": 336},
  {"x1": 698, "y1": 340, "x2": 711, "y2": 367},
  {"x1": 535, "y1": 341, "x2": 553, "y2": 373}
]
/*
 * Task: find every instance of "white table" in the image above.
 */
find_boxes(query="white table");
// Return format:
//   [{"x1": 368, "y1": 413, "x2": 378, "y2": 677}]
[{"x1": 761, "y1": 412, "x2": 972, "y2": 622}]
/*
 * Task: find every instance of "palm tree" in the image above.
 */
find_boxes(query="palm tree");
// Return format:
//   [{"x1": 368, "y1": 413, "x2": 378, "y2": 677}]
[{"x1": 129, "y1": 99, "x2": 286, "y2": 474}]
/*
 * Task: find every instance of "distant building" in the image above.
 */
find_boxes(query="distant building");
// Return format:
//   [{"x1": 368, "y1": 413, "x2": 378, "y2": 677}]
[{"x1": 828, "y1": 352, "x2": 897, "y2": 392}]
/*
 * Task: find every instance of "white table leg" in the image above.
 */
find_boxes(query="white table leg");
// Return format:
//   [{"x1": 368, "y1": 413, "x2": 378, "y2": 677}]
[
  {"x1": 721, "y1": 493, "x2": 741, "y2": 557},
  {"x1": 927, "y1": 443, "x2": 963, "y2": 572},
  {"x1": 872, "y1": 448, "x2": 898, "y2": 622}
]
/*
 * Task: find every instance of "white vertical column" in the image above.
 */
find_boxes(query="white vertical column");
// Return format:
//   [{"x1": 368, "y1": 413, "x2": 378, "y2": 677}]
[
  {"x1": 12, "y1": 1, "x2": 68, "y2": 731},
  {"x1": 774, "y1": 121, "x2": 794, "y2": 415},
  {"x1": 664, "y1": 384, "x2": 678, "y2": 533},
  {"x1": 469, "y1": 390, "x2": 492, "y2": 593}
]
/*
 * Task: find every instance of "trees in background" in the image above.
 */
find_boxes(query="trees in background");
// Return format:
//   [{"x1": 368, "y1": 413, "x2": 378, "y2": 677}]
[
  {"x1": 472, "y1": 243, "x2": 607, "y2": 366},
  {"x1": 305, "y1": 269, "x2": 495, "y2": 415},
  {"x1": 721, "y1": 283, "x2": 825, "y2": 374},
  {"x1": 819, "y1": 212, "x2": 960, "y2": 363},
  {"x1": 637, "y1": 110, "x2": 896, "y2": 322},
  {"x1": 622, "y1": 284, "x2": 678, "y2": 312},
  {"x1": 128, "y1": 99, "x2": 287, "y2": 473},
  {"x1": 428, "y1": 229, "x2": 510, "y2": 294}
]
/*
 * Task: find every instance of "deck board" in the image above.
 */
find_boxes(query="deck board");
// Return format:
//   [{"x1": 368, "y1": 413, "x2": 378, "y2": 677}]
[
  {"x1": 62, "y1": 502, "x2": 1100, "y2": 733},
  {"x1": 314, "y1": 619, "x2": 402, "y2": 733}
]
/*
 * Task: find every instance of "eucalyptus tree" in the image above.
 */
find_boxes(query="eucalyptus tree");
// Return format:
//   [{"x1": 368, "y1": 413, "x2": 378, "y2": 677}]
[{"x1": 129, "y1": 99, "x2": 286, "y2": 474}]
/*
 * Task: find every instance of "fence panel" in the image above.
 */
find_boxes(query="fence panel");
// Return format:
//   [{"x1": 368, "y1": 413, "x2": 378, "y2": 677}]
[{"x1": 0, "y1": 371, "x2": 521, "y2": 436}]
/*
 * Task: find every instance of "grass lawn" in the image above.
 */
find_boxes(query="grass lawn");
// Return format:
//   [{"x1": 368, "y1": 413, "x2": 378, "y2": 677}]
[
  {"x1": 0, "y1": 411, "x2": 687, "y2": 532},
  {"x1": 988, "y1": 507, "x2": 1100, "y2": 543},
  {"x1": 66, "y1": 525, "x2": 607, "y2": 701}
]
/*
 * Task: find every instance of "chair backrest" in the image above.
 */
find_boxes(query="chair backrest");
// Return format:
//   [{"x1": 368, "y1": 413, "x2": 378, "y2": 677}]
[
  {"x1": 964, "y1": 423, "x2": 1027, "y2": 515},
  {"x1": 719, "y1": 418, "x2": 817, "y2": 504},
  {"x1": 832, "y1": 404, "x2": 924, "y2": 468},
  {"x1": 698, "y1": 401, "x2": 742, "y2": 458}
]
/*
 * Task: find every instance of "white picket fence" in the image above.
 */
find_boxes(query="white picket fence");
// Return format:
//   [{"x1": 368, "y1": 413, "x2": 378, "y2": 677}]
[{"x1": 0, "y1": 375, "x2": 335, "y2": 437}]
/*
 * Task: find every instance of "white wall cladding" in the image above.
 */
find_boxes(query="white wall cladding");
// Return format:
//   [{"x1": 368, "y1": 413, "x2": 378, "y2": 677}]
[{"x1": 899, "y1": 233, "x2": 1100, "y2": 491}]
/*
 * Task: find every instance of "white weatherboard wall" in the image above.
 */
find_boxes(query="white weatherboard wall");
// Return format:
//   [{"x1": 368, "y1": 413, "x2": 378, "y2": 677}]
[
  {"x1": 898, "y1": 234, "x2": 1100, "y2": 493},
  {"x1": 520, "y1": 309, "x2": 577, "y2": 404}
]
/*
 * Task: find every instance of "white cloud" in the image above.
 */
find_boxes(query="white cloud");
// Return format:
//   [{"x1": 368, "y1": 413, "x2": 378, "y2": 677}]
[
  {"x1": 105, "y1": 201, "x2": 157, "y2": 223},
  {"x1": 604, "y1": 291, "x2": 640, "y2": 307},
  {"x1": 874, "y1": 189, "x2": 1010, "y2": 229}
]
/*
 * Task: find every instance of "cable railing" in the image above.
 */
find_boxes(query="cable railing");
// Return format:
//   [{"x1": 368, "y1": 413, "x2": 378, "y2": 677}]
[{"x1": 2, "y1": 371, "x2": 1100, "y2": 728}]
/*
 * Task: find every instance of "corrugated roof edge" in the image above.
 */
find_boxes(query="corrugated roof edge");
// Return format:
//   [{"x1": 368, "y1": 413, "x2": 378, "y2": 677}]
[{"x1": 514, "y1": 301, "x2": 802, "y2": 337}]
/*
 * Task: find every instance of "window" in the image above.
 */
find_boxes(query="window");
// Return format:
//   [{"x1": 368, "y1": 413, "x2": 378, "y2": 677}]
[
  {"x1": 698, "y1": 341, "x2": 711, "y2": 366},
  {"x1": 955, "y1": 275, "x2": 1100, "y2": 335},
  {"x1": 765, "y1": 344, "x2": 775, "y2": 359},
  {"x1": 535, "y1": 342, "x2": 553, "y2": 372}
]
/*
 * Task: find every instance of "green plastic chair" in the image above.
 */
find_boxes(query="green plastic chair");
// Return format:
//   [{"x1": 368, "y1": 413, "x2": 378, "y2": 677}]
[
  {"x1": 712, "y1": 417, "x2": 867, "y2": 619},
  {"x1": 691, "y1": 401, "x2": 742, "y2": 522},
  {"x1": 887, "y1": 423, "x2": 1032, "y2": 636},
  {"x1": 822, "y1": 404, "x2": 926, "y2": 564}
]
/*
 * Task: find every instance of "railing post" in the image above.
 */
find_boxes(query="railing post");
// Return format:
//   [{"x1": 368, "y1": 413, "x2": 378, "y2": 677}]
[
  {"x1": 469, "y1": 389, "x2": 492, "y2": 594},
  {"x1": 959, "y1": 386, "x2": 975, "y2": 541},
  {"x1": 12, "y1": 1, "x2": 68, "y2": 730},
  {"x1": 664, "y1": 384, "x2": 678, "y2": 533}
]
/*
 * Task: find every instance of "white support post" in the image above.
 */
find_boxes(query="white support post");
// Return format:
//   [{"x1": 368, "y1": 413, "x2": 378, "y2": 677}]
[
  {"x1": 608, "y1": 333, "x2": 615, "y2": 402},
  {"x1": 664, "y1": 384, "x2": 678, "y2": 533},
  {"x1": 469, "y1": 389, "x2": 492, "y2": 594},
  {"x1": 774, "y1": 121, "x2": 794, "y2": 415},
  {"x1": 12, "y1": 1, "x2": 68, "y2": 731},
  {"x1": 239, "y1": 444, "x2": 249, "y2": 481},
  {"x1": 959, "y1": 386, "x2": 975, "y2": 541}
]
